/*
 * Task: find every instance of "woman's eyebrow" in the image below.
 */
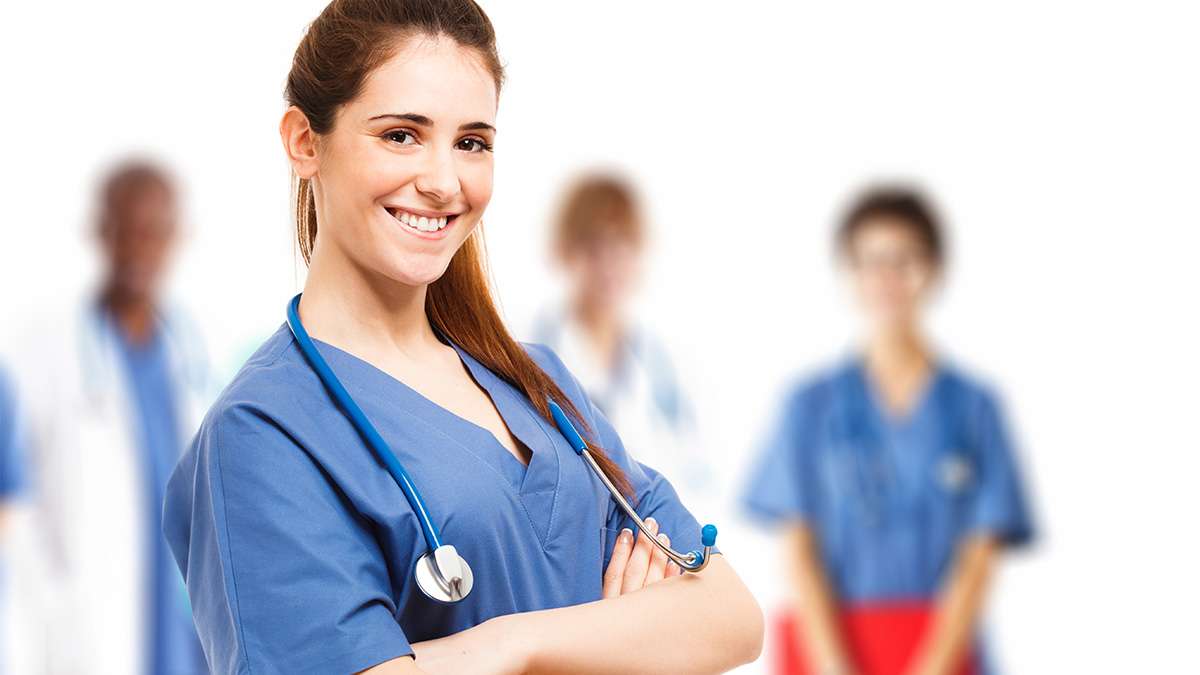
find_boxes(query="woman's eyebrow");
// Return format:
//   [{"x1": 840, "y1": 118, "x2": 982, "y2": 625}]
[
  {"x1": 367, "y1": 113, "x2": 495, "y2": 133},
  {"x1": 368, "y1": 113, "x2": 433, "y2": 125},
  {"x1": 459, "y1": 121, "x2": 496, "y2": 132}
]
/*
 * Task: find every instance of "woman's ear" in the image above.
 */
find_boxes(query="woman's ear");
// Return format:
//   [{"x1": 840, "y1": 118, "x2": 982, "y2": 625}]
[{"x1": 280, "y1": 106, "x2": 320, "y2": 179}]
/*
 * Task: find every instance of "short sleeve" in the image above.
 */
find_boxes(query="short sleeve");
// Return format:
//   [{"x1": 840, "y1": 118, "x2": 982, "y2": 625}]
[
  {"x1": 0, "y1": 369, "x2": 27, "y2": 498},
  {"x1": 163, "y1": 405, "x2": 412, "y2": 675},
  {"x1": 740, "y1": 386, "x2": 817, "y2": 525},
  {"x1": 966, "y1": 391, "x2": 1035, "y2": 547}
]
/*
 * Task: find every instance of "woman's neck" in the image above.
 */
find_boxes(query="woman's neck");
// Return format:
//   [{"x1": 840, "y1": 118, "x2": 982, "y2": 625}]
[
  {"x1": 570, "y1": 295, "x2": 625, "y2": 372},
  {"x1": 298, "y1": 244, "x2": 443, "y2": 362},
  {"x1": 863, "y1": 325, "x2": 933, "y2": 416}
]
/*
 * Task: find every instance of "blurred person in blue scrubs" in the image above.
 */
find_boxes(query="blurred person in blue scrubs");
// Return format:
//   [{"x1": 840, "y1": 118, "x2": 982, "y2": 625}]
[
  {"x1": 1, "y1": 366, "x2": 28, "y2": 674},
  {"x1": 742, "y1": 186, "x2": 1034, "y2": 675},
  {"x1": 15, "y1": 160, "x2": 211, "y2": 674},
  {"x1": 532, "y1": 173, "x2": 712, "y2": 497},
  {"x1": 0, "y1": 367, "x2": 25, "y2": 538}
]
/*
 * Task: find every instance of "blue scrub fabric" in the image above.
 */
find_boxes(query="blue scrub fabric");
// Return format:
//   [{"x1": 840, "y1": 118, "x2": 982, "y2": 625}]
[
  {"x1": 0, "y1": 368, "x2": 24, "y2": 499},
  {"x1": 1, "y1": 367, "x2": 26, "y2": 675},
  {"x1": 163, "y1": 325, "x2": 710, "y2": 675},
  {"x1": 742, "y1": 358, "x2": 1034, "y2": 602},
  {"x1": 114, "y1": 325, "x2": 207, "y2": 675}
]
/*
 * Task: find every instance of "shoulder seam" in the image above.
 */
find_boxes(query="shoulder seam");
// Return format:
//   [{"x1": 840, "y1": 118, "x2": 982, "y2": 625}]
[{"x1": 212, "y1": 417, "x2": 256, "y2": 675}]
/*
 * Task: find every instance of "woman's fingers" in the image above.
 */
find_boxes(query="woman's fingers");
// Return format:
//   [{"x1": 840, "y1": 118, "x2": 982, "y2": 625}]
[
  {"x1": 602, "y1": 528, "x2": 634, "y2": 599},
  {"x1": 620, "y1": 517, "x2": 659, "y2": 594},
  {"x1": 644, "y1": 532, "x2": 672, "y2": 585},
  {"x1": 665, "y1": 559, "x2": 681, "y2": 577}
]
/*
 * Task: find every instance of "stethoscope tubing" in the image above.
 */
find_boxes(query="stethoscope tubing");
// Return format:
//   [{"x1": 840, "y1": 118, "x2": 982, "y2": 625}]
[
  {"x1": 548, "y1": 401, "x2": 714, "y2": 572},
  {"x1": 285, "y1": 294, "x2": 444, "y2": 552},
  {"x1": 581, "y1": 448, "x2": 710, "y2": 571}
]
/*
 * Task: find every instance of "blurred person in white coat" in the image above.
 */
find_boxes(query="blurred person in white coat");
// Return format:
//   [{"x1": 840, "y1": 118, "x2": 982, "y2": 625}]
[
  {"x1": 532, "y1": 172, "x2": 713, "y2": 502},
  {"x1": 14, "y1": 159, "x2": 213, "y2": 675}
]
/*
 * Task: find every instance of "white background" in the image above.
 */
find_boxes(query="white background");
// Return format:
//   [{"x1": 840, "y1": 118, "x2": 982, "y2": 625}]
[{"x1": 3, "y1": 1, "x2": 1199, "y2": 672}]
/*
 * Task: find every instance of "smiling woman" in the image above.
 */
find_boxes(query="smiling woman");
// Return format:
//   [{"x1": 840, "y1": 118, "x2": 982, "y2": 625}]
[{"x1": 161, "y1": 1, "x2": 762, "y2": 674}]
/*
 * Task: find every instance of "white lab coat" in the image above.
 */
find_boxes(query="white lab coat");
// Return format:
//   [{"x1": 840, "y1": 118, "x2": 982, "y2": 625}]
[{"x1": 9, "y1": 299, "x2": 213, "y2": 675}]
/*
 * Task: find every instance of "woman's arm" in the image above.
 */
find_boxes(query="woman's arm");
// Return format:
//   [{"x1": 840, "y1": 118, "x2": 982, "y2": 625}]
[
  {"x1": 410, "y1": 553, "x2": 761, "y2": 675},
  {"x1": 906, "y1": 534, "x2": 998, "y2": 675},
  {"x1": 364, "y1": 520, "x2": 751, "y2": 675},
  {"x1": 783, "y1": 523, "x2": 859, "y2": 675}
]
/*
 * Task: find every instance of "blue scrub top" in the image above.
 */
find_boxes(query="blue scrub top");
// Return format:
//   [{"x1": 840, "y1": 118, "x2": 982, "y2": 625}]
[
  {"x1": 0, "y1": 367, "x2": 25, "y2": 499},
  {"x1": 742, "y1": 358, "x2": 1033, "y2": 603},
  {"x1": 1, "y1": 366, "x2": 26, "y2": 675},
  {"x1": 163, "y1": 324, "x2": 709, "y2": 675},
  {"x1": 113, "y1": 325, "x2": 207, "y2": 675}
]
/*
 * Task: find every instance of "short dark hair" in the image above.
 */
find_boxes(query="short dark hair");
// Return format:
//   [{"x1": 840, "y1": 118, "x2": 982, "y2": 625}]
[{"x1": 837, "y1": 185, "x2": 945, "y2": 265}]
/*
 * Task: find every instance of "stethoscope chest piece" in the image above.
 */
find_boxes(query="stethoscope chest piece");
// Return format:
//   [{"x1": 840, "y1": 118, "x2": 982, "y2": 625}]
[{"x1": 415, "y1": 546, "x2": 474, "y2": 603}]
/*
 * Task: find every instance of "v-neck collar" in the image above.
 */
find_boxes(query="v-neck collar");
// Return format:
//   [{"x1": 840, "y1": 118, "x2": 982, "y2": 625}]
[
  {"x1": 443, "y1": 339, "x2": 563, "y2": 496},
  {"x1": 298, "y1": 327, "x2": 565, "y2": 544},
  {"x1": 850, "y1": 356, "x2": 945, "y2": 433}
]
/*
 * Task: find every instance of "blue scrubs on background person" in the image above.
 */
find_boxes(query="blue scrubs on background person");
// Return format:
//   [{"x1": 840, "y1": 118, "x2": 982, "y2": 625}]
[
  {"x1": 742, "y1": 357, "x2": 1033, "y2": 669},
  {"x1": 0, "y1": 368, "x2": 25, "y2": 506},
  {"x1": 1, "y1": 368, "x2": 27, "y2": 675},
  {"x1": 164, "y1": 325, "x2": 710, "y2": 674},
  {"x1": 114, "y1": 326, "x2": 207, "y2": 675}
]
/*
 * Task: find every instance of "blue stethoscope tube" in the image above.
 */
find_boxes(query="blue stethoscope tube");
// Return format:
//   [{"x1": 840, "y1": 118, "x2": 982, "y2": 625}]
[
  {"x1": 548, "y1": 401, "x2": 717, "y2": 571},
  {"x1": 285, "y1": 293, "x2": 717, "y2": 602},
  {"x1": 286, "y1": 295, "x2": 444, "y2": 551}
]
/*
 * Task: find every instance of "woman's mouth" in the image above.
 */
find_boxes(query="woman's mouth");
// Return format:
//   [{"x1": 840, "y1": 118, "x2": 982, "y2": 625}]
[{"x1": 386, "y1": 207, "x2": 459, "y2": 236}]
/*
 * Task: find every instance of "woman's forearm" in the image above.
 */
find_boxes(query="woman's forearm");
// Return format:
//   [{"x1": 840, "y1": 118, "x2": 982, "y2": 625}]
[
  {"x1": 909, "y1": 535, "x2": 997, "y2": 675},
  {"x1": 783, "y1": 524, "x2": 856, "y2": 675},
  {"x1": 505, "y1": 555, "x2": 762, "y2": 674}
]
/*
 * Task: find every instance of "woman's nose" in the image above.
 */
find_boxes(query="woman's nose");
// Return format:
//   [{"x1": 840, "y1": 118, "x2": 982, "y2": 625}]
[{"x1": 415, "y1": 147, "x2": 461, "y2": 203}]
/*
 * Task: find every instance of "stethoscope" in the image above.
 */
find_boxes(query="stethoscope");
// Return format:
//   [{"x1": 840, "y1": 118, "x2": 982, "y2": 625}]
[{"x1": 285, "y1": 294, "x2": 718, "y2": 604}]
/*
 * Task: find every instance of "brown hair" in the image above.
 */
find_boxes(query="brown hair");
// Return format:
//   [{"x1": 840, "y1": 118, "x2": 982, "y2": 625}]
[
  {"x1": 553, "y1": 173, "x2": 645, "y2": 258},
  {"x1": 837, "y1": 185, "x2": 945, "y2": 266},
  {"x1": 285, "y1": 0, "x2": 632, "y2": 497}
]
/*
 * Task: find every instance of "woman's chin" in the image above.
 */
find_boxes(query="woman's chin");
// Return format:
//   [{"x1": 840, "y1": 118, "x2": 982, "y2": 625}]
[{"x1": 378, "y1": 257, "x2": 454, "y2": 289}]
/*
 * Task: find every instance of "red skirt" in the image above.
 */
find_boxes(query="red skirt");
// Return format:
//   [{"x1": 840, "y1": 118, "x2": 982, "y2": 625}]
[{"x1": 772, "y1": 603, "x2": 980, "y2": 675}]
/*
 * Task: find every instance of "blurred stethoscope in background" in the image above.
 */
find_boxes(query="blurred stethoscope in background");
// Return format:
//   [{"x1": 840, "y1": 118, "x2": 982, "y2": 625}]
[{"x1": 285, "y1": 293, "x2": 718, "y2": 603}]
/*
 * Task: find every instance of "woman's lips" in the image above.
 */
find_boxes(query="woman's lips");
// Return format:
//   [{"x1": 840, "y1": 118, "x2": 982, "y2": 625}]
[{"x1": 385, "y1": 207, "x2": 459, "y2": 239}]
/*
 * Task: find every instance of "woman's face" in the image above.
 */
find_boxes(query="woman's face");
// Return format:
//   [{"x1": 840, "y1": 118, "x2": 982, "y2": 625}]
[
  {"x1": 561, "y1": 229, "x2": 642, "y2": 315},
  {"x1": 845, "y1": 218, "x2": 938, "y2": 332},
  {"x1": 308, "y1": 35, "x2": 498, "y2": 287}
]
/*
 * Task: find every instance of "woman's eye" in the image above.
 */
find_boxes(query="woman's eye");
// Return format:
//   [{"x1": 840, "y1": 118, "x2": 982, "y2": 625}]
[
  {"x1": 383, "y1": 130, "x2": 416, "y2": 145},
  {"x1": 456, "y1": 137, "x2": 492, "y2": 153}
]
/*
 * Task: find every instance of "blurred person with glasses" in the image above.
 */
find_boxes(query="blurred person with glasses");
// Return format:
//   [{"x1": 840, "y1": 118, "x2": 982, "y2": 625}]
[{"x1": 742, "y1": 186, "x2": 1035, "y2": 675}]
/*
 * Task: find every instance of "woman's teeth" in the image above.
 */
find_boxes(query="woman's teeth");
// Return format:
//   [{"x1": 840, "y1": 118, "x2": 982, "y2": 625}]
[{"x1": 392, "y1": 209, "x2": 450, "y2": 232}]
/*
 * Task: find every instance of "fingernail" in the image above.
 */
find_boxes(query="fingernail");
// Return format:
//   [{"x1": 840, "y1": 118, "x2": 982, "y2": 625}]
[
  {"x1": 657, "y1": 533, "x2": 669, "y2": 543},
  {"x1": 646, "y1": 517, "x2": 657, "y2": 528},
  {"x1": 619, "y1": 528, "x2": 633, "y2": 543}
]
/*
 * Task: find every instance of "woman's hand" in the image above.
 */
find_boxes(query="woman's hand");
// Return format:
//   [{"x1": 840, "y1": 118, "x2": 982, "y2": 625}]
[
  {"x1": 409, "y1": 614, "x2": 529, "y2": 675},
  {"x1": 602, "y1": 517, "x2": 680, "y2": 598}
]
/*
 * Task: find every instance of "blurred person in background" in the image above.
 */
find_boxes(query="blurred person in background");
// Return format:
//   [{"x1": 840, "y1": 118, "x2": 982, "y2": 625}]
[
  {"x1": 0, "y1": 369, "x2": 26, "y2": 529},
  {"x1": 15, "y1": 159, "x2": 211, "y2": 674},
  {"x1": 741, "y1": 186, "x2": 1034, "y2": 675},
  {"x1": 1, "y1": 366, "x2": 28, "y2": 674},
  {"x1": 532, "y1": 172, "x2": 712, "y2": 497}
]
